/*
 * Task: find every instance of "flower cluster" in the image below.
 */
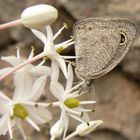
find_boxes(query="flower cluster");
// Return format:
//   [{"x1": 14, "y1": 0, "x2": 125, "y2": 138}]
[{"x1": 0, "y1": 4, "x2": 103, "y2": 140}]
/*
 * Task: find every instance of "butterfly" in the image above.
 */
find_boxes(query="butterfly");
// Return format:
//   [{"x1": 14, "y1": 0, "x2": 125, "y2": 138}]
[{"x1": 73, "y1": 18, "x2": 136, "y2": 92}]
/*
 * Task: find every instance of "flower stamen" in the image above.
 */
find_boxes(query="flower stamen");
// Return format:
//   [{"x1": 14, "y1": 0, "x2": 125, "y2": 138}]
[
  {"x1": 25, "y1": 117, "x2": 40, "y2": 131},
  {"x1": 28, "y1": 46, "x2": 35, "y2": 59},
  {"x1": 53, "y1": 23, "x2": 68, "y2": 40}
]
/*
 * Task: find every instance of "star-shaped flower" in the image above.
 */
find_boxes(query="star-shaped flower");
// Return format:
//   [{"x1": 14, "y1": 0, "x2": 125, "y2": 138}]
[
  {"x1": 0, "y1": 47, "x2": 51, "y2": 86},
  {"x1": 0, "y1": 46, "x2": 51, "y2": 75},
  {"x1": 0, "y1": 47, "x2": 52, "y2": 139},
  {"x1": 50, "y1": 64, "x2": 96, "y2": 139},
  {"x1": 31, "y1": 24, "x2": 75, "y2": 79},
  {"x1": 0, "y1": 24, "x2": 75, "y2": 82},
  {"x1": 0, "y1": 73, "x2": 52, "y2": 140}
]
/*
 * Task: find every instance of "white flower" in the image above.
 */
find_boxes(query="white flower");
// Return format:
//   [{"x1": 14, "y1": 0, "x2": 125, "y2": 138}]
[
  {"x1": 50, "y1": 64, "x2": 96, "y2": 139},
  {"x1": 0, "y1": 47, "x2": 51, "y2": 82},
  {"x1": 65, "y1": 120, "x2": 103, "y2": 140},
  {"x1": 31, "y1": 24, "x2": 75, "y2": 79},
  {"x1": 0, "y1": 74, "x2": 52, "y2": 140},
  {"x1": 50, "y1": 120, "x2": 64, "y2": 140},
  {"x1": 0, "y1": 48, "x2": 52, "y2": 139},
  {"x1": 0, "y1": 24, "x2": 75, "y2": 82}
]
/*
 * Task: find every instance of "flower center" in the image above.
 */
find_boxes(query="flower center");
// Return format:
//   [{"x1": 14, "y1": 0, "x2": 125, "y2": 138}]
[
  {"x1": 13, "y1": 103, "x2": 28, "y2": 120},
  {"x1": 64, "y1": 98, "x2": 79, "y2": 108}
]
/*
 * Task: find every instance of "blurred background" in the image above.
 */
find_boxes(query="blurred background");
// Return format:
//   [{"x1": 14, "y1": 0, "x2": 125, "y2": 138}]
[{"x1": 0, "y1": 0, "x2": 140, "y2": 140}]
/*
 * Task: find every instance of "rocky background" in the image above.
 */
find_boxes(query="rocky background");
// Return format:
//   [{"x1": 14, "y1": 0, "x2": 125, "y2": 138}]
[{"x1": 0, "y1": 0, "x2": 140, "y2": 140}]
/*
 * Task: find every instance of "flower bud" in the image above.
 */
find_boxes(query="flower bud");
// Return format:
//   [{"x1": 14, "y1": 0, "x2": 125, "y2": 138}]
[
  {"x1": 76, "y1": 120, "x2": 103, "y2": 136},
  {"x1": 21, "y1": 4, "x2": 58, "y2": 29},
  {"x1": 50, "y1": 121, "x2": 64, "y2": 139}
]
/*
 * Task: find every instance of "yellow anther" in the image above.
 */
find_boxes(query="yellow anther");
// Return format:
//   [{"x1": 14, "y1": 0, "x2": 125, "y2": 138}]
[
  {"x1": 31, "y1": 45, "x2": 35, "y2": 51},
  {"x1": 63, "y1": 23, "x2": 68, "y2": 29}
]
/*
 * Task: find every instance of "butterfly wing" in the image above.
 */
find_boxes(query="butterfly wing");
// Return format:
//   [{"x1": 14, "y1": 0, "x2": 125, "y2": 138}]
[{"x1": 74, "y1": 18, "x2": 136, "y2": 80}]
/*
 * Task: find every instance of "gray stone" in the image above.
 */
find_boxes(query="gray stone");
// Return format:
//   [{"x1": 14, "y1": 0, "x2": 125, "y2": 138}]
[
  {"x1": 88, "y1": 129, "x2": 130, "y2": 140},
  {"x1": 0, "y1": 28, "x2": 11, "y2": 47},
  {"x1": 0, "y1": 0, "x2": 26, "y2": 21},
  {"x1": 93, "y1": 71, "x2": 140, "y2": 140},
  {"x1": 122, "y1": 48, "x2": 140, "y2": 80},
  {"x1": 0, "y1": 135, "x2": 8, "y2": 140}
]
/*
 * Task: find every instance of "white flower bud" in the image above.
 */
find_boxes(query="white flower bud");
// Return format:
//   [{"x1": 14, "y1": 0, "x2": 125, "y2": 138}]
[
  {"x1": 50, "y1": 121, "x2": 64, "y2": 140},
  {"x1": 76, "y1": 120, "x2": 103, "y2": 136},
  {"x1": 21, "y1": 4, "x2": 58, "y2": 29}
]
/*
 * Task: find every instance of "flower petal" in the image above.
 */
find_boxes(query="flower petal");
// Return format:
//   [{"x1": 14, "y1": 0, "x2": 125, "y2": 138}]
[
  {"x1": 50, "y1": 82, "x2": 64, "y2": 100},
  {"x1": 61, "y1": 110, "x2": 69, "y2": 140},
  {"x1": 25, "y1": 105, "x2": 52, "y2": 124},
  {"x1": 45, "y1": 26, "x2": 56, "y2": 52},
  {"x1": 31, "y1": 29, "x2": 47, "y2": 45},
  {"x1": 1, "y1": 56, "x2": 20, "y2": 67},
  {"x1": 46, "y1": 26, "x2": 53, "y2": 43},
  {"x1": 51, "y1": 53, "x2": 67, "y2": 79},
  {"x1": 51, "y1": 60, "x2": 60, "y2": 82},
  {"x1": 50, "y1": 120, "x2": 64, "y2": 139},
  {"x1": 0, "y1": 67, "x2": 13, "y2": 76},
  {"x1": 30, "y1": 65, "x2": 51, "y2": 77},
  {"x1": 0, "y1": 91, "x2": 10, "y2": 114},
  {"x1": 0, "y1": 114, "x2": 9, "y2": 135},
  {"x1": 13, "y1": 71, "x2": 33, "y2": 101},
  {"x1": 65, "y1": 64, "x2": 73, "y2": 94},
  {"x1": 25, "y1": 75, "x2": 47, "y2": 101}
]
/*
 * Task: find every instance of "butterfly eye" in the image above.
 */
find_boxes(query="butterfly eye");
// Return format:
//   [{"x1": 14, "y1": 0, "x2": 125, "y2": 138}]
[{"x1": 120, "y1": 32, "x2": 127, "y2": 45}]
